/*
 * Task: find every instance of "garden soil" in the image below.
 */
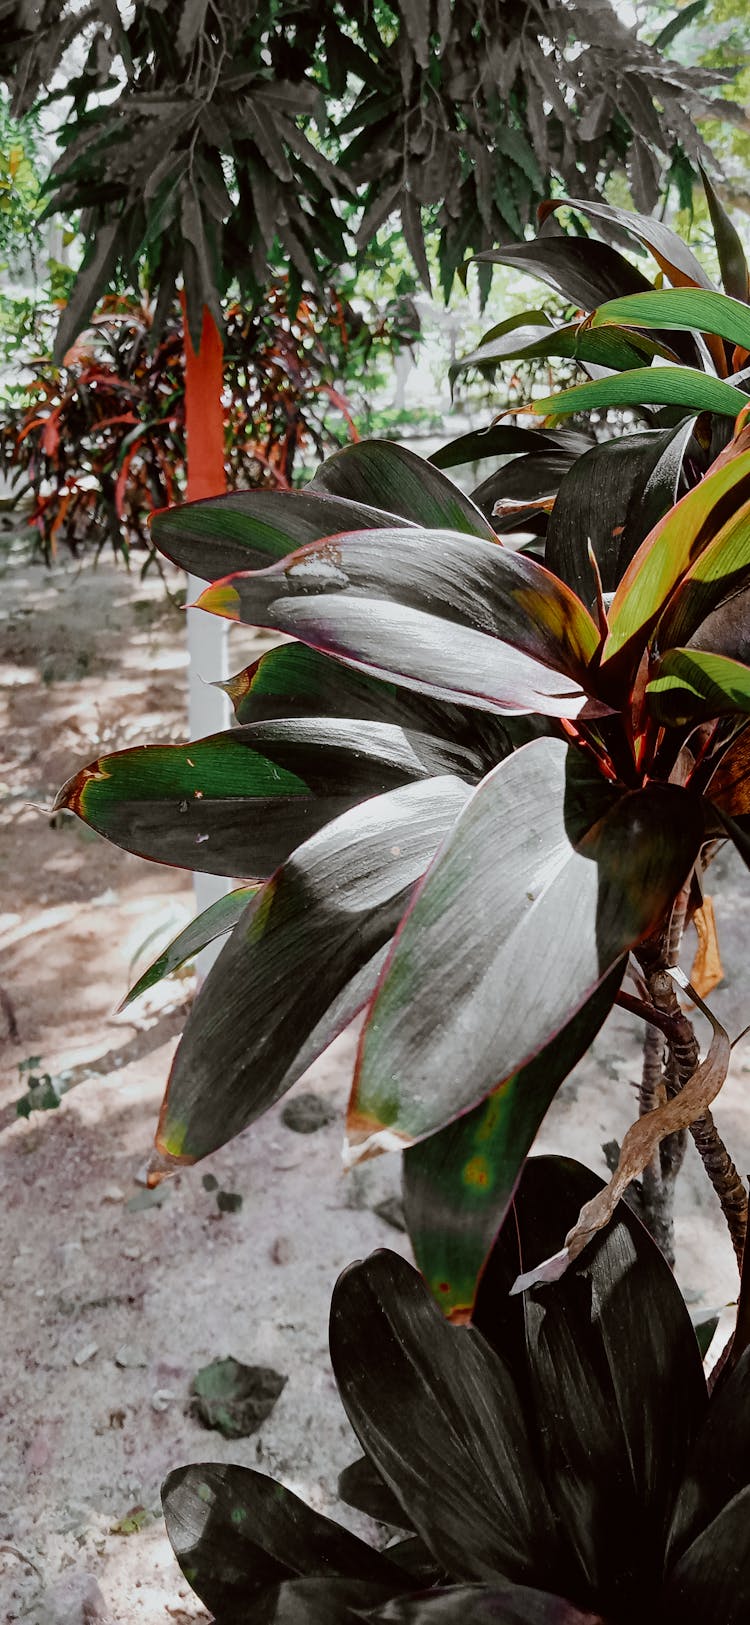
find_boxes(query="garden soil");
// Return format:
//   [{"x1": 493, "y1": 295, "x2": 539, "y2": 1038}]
[{"x1": 1, "y1": 540, "x2": 748, "y2": 1624}]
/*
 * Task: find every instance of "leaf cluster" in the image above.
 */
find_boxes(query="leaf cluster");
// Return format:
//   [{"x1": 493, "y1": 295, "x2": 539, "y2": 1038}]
[
  {"x1": 162, "y1": 1155, "x2": 750, "y2": 1624},
  {"x1": 444, "y1": 178, "x2": 750, "y2": 587}
]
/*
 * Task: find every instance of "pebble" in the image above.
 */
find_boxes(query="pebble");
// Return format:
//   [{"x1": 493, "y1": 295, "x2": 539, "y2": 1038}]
[
  {"x1": 114, "y1": 1344, "x2": 147, "y2": 1369},
  {"x1": 100, "y1": 1185, "x2": 125, "y2": 1204},
  {"x1": 151, "y1": 1388, "x2": 175, "y2": 1412},
  {"x1": 281, "y1": 1091, "x2": 337, "y2": 1134},
  {"x1": 37, "y1": 1570, "x2": 108, "y2": 1624},
  {"x1": 72, "y1": 1343, "x2": 99, "y2": 1367}
]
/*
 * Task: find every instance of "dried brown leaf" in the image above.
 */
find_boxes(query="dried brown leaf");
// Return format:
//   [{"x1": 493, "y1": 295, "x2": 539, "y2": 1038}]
[
  {"x1": 512, "y1": 969, "x2": 731, "y2": 1292},
  {"x1": 690, "y1": 896, "x2": 724, "y2": 1000}
]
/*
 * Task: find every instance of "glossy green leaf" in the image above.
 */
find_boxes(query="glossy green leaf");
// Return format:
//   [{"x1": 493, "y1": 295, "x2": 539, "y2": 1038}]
[
  {"x1": 150, "y1": 487, "x2": 411, "y2": 581},
  {"x1": 193, "y1": 528, "x2": 602, "y2": 721},
  {"x1": 120, "y1": 886, "x2": 257, "y2": 1007},
  {"x1": 544, "y1": 426, "x2": 692, "y2": 609},
  {"x1": 591, "y1": 289, "x2": 750, "y2": 352},
  {"x1": 154, "y1": 776, "x2": 471, "y2": 1166},
  {"x1": 347, "y1": 738, "x2": 704, "y2": 1159},
  {"x1": 402, "y1": 967, "x2": 623, "y2": 1320},
  {"x1": 162, "y1": 1462, "x2": 400, "y2": 1619},
  {"x1": 691, "y1": 1308, "x2": 722, "y2": 1362},
  {"x1": 602, "y1": 449, "x2": 750, "y2": 676},
  {"x1": 538, "y1": 197, "x2": 715, "y2": 292},
  {"x1": 647, "y1": 649, "x2": 750, "y2": 725},
  {"x1": 54, "y1": 719, "x2": 478, "y2": 879},
  {"x1": 528, "y1": 368, "x2": 747, "y2": 424},
  {"x1": 451, "y1": 320, "x2": 668, "y2": 379},
  {"x1": 654, "y1": 493, "x2": 750, "y2": 653},
  {"x1": 309, "y1": 439, "x2": 496, "y2": 540}
]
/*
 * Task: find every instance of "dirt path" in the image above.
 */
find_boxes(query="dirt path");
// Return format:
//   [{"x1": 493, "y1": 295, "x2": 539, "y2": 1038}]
[{"x1": 1, "y1": 539, "x2": 748, "y2": 1622}]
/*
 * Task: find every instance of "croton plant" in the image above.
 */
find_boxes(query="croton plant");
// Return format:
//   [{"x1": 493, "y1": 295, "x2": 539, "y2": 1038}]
[
  {"x1": 56, "y1": 382, "x2": 750, "y2": 1310},
  {"x1": 162, "y1": 1157, "x2": 750, "y2": 1625}
]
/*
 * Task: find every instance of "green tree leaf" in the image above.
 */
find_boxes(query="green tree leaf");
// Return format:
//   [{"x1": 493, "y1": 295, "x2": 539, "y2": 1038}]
[
  {"x1": 528, "y1": 368, "x2": 748, "y2": 423},
  {"x1": 591, "y1": 289, "x2": 750, "y2": 351},
  {"x1": 647, "y1": 649, "x2": 750, "y2": 725},
  {"x1": 602, "y1": 448, "x2": 750, "y2": 679}
]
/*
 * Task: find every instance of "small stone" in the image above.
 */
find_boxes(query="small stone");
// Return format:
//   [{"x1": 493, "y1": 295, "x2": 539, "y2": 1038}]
[
  {"x1": 151, "y1": 1388, "x2": 175, "y2": 1413},
  {"x1": 73, "y1": 1343, "x2": 99, "y2": 1367},
  {"x1": 122, "y1": 1245, "x2": 142, "y2": 1260},
  {"x1": 270, "y1": 1236, "x2": 292, "y2": 1266},
  {"x1": 101, "y1": 1186, "x2": 124, "y2": 1204},
  {"x1": 190, "y1": 1357, "x2": 286, "y2": 1439},
  {"x1": 216, "y1": 1189, "x2": 243, "y2": 1214},
  {"x1": 114, "y1": 1344, "x2": 147, "y2": 1369},
  {"x1": 37, "y1": 1569, "x2": 108, "y2": 1624},
  {"x1": 281, "y1": 1091, "x2": 337, "y2": 1134}
]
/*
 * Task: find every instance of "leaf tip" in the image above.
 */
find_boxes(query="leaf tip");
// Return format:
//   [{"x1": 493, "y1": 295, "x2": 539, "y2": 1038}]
[
  {"x1": 146, "y1": 1144, "x2": 189, "y2": 1188},
  {"x1": 510, "y1": 1246, "x2": 571, "y2": 1294},
  {"x1": 193, "y1": 583, "x2": 241, "y2": 622}
]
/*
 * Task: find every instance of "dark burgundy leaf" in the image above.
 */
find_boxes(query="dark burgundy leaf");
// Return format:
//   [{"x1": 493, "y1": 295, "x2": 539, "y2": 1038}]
[
  {"x1": 473, "y1": 1157, "x2": 708, "y2": 1616},
  {"x1": 330, "y1": 1249, "x2": 563, "y2": 1588},
  {"x1": 162, "y1": 1462, "x2": 400, "y2": 1619},
  {"x1": 369, "y1": 1582, "x2": 606, "y2": 1622}
]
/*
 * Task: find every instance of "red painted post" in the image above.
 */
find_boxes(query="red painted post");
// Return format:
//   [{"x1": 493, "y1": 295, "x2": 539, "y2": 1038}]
[
  {"x1": 182, "y1": 300, "x2": 227, "y2": 501},
  {"x1": 181, "y1": 298, "x2": 231, "y2": 966}
]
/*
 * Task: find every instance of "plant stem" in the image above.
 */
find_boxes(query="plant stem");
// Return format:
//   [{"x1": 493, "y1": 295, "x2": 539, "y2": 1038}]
[
  {"x1": 637, "y1": 1021, "x2": 677, "y2": 1263},
  {"x1": 636, "y1": 896, "x2": 748, "y2": 1268}
]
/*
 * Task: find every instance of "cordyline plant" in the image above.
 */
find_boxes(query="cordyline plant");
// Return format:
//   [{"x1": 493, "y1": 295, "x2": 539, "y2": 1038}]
[
  {"x1": 55, "y1": 395, "x2": 750, "y2": 1309},
  {"x1": 161, "y1": 1156, "x2": 750, "y2": 1625},
  {"x1": 442, "y1": 178, "x2": 750, "y2": 581}
]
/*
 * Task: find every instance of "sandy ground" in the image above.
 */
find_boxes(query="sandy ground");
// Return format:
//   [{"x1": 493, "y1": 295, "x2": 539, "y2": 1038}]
[{"x1": 1, "y1": 535, "x2": 748, "y2": 1623}]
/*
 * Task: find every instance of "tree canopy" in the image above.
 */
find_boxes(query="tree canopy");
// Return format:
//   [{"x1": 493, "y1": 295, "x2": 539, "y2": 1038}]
[{"x1": 0, "y1": 0, "x2": 741, "y2": 356}]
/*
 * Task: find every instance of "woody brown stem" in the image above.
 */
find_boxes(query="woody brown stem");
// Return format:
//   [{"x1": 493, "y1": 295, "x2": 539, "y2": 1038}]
[
  {"x1": 637, "y1": 948, "x2": 748, "y2": 1269},
  {"x1": 637, "y1": 1021, "x2": 676, "y2": 1263}
]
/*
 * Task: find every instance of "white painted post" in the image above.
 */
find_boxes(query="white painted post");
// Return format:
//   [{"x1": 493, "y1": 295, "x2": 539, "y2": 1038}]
[{"x1": 187, "y1": 574, "x2": 231, "y2": 978}]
